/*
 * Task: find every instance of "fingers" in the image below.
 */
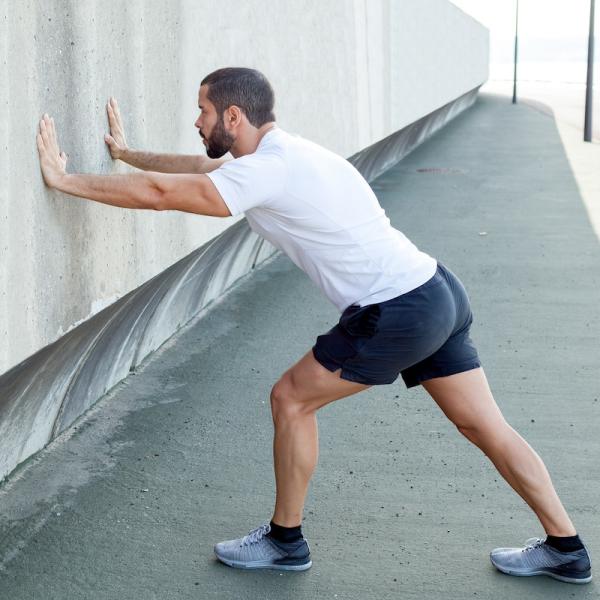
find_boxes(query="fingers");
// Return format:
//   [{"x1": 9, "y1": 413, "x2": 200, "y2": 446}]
[
  {"x1": 106, "y1": 97, "x2": 127, "y2": 152},
  {"x1": 39, "y1": 117, "x2": 49, "y2": 143},
  {"x1": 106, "y1": 103, "x2": 120, "y2": 133},
  {"x1": 107, "y1": 97, "x2": 118, "y2": 118},
  {"x1": 106, "y1": 101, "x2": 114, "y2": 126},
  {"x1": 38, "y1": 114, "x2": 61, "y2": 155},
  {"x1": 110, "y1": 96, "x2": 123, "y2": 121},
  {"x1": 39, "y1": 117, "x2": 54, "y2": 154},
  {"x1": 39, "y1": 114, "x2": 55, "y2": 142},
  {"x1": 49, "y1": 116, "x2": 57, "y2": 146}
]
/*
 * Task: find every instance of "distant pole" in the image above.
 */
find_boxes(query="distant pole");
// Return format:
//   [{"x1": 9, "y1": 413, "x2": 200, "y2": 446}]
[
  {"x1": 512, "y1": 0, "x2": 519, "y2": 104},
  {"x1": 584, "y1": 0, "x2": 595, "y2": 142}
]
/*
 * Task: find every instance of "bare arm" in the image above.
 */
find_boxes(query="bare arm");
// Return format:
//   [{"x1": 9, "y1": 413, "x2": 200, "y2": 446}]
[
  {"x1": 51, "y1": 172, "x2": 162, "y2": 211},
  {"x1": 51, "y1": 172, "x2": 230, "y2": 216},
  {"x1": 118, "y1": 148, "x2": 229, "y2": 174},
  {"x1": 104, "y1": 97, "x2": 231, "y2": 174},
  {"x1": 36, "y1": 113, "x2": 231, "y2": 217}
]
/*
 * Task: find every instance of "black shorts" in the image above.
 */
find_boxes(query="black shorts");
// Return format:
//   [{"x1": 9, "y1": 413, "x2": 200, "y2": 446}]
[{"x1": 312, "y1": 261, "x2": 481, "y2": 387}]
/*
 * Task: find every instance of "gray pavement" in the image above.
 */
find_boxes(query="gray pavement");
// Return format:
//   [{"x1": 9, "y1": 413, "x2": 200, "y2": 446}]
[
  {"x1": 482, "y1": 80, "x2": 600, "y2": 143},
  {"x1": 1, "y1": 93, "x2": 599, "y2": 599}
]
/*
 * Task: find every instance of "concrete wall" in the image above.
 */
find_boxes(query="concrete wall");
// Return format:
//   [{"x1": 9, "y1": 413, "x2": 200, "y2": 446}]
[
  {"x1": 0, "y1": 0, "x2": 488, "y2": 482},
  {"x1": 0, "y1": 0, "x2": 488, "y2": 376}
]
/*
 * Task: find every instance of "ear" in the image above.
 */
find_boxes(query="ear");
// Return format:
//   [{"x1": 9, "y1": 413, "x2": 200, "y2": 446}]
[{"x1": 224, "y1": 105, "x2": 243, "y2": 128}]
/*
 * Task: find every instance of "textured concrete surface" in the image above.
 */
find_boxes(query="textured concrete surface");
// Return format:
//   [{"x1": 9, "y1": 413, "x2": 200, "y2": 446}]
[
  {"x1": 0, "y1": 0, "x2": 488, "y2": 377},
  {"x1": 1, "y1": 93, "x2": 598, "y2": 599}
]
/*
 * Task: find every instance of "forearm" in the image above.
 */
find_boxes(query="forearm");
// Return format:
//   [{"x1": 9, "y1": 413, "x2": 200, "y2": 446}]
[
  {"x1": 120, "y1": 149, "x2": 230, "y2": 174},
  {"x1": 119, "y1": 149, "x2": 201, "y2": 173},
  {"x1": 54, "y1": 172, "x2": 161, "y2": 210}
]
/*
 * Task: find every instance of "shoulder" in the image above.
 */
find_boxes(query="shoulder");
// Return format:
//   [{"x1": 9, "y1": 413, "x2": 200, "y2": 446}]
[{"x1": 215, "y1": 138, "x2": 288, "y2": 176}]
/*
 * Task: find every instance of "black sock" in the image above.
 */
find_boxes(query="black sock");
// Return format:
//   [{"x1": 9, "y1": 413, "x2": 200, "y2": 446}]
[
  {"x1": 544, "y1": 533, "x2": 584, "y2": 552},
  {"x1": 267, "y1": 520, "x2": 303, "y2": 543}
]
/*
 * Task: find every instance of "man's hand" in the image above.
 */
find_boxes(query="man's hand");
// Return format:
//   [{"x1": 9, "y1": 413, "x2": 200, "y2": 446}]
[
  {"x1": 105, "y1": 97, "x2": 129, "y2": 159},
  {"x1": 36, "y1": 114, "x2": 68, "y2": 188},
  {"x1": 102, "y1": 96, "x2": 231, "y2": 174}
]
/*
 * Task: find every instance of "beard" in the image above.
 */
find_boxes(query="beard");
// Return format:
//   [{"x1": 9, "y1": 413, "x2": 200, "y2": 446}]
[{"x1": 202, "y1": 117, "x2": 235, "y2": 158}]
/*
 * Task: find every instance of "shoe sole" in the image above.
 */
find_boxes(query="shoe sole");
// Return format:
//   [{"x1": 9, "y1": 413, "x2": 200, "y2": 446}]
[
  {"x1": 490, "y1": 557, "x2": 592, "y2": 584},
  {"x1": 215, "y1": 556, "x2": 312, "y2": 571}
]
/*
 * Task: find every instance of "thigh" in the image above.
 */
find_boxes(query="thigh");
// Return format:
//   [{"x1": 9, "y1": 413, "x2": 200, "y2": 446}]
[
  {"x1": 421, "y1": 366, "x2": 506, "y2": 431},
  {"x1": 274, "y1": 348, "x2": 371, "y2": 413}
]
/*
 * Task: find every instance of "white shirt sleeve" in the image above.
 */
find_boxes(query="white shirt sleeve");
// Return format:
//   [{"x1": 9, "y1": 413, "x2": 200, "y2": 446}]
[{"x1": 205, "y1": 152, "x2": 287, "y2": 217}]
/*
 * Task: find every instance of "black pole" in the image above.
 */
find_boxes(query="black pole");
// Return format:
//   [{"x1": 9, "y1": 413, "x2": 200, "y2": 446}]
[
  {"x1": 584, "y1": 0, "x2": 595, "y2": 142},
  {"x1": 512, "y1": 0, "x2": 519, "y2": 104}
]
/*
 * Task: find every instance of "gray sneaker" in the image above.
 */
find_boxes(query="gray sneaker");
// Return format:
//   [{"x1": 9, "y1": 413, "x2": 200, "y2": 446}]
[
  {"x1": 214, "y1": 522, "x2": 312, "y2": 571},
  {"x1": 490, "y1": 537, "x2": 592, "y2": 584}
]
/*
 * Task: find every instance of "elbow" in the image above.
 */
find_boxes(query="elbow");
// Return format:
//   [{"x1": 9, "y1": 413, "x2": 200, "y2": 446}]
[
  {"x1": 148, "y1": 177, "x2": 166, "y2": 211},
  {"x1": 152, "y1": 189, "x2": 165, "y2": 211}
]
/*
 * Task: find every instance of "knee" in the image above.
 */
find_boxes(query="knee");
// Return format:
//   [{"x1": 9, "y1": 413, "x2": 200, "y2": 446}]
[
  {"x1": 270, "y1": 376, "x2": 304, "y2": 422},
  {"x1": 455, "y1": 418, "x2": 510, "y2": 450},
  {"x1": 456, "y1": 423, "x2": 481, "y2": 446}
]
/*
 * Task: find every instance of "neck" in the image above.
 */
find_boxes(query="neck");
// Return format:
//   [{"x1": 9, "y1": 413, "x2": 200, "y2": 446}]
[{"x1": 230, "y1": 122, "x2": 278, "y2": 158}]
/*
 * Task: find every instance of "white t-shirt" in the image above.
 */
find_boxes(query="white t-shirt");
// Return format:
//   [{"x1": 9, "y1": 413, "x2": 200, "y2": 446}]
[{"x1": 206, "y1": 127, "x2": 437, "y2": 312}]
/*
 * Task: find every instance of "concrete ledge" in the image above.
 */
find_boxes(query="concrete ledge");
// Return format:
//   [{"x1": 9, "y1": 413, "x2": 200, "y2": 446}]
[
  {"x1": 349, "y1": 86, "x2": 480, "y2": 181},
  {"x1": 0, "y1": 87, "x2": 482, "y2": 483},
  {"x1": 0, "y1": 219, "x2": 276, "y2": 481}
]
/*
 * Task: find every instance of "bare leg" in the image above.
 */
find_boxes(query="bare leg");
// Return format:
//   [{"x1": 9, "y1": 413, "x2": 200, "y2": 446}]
[
  {"x1": 421, "y1": 367, "x2": 576, "y2": 537},
  {"x1": 269, "y1": 350, "x2": 371, "y2": 526}
]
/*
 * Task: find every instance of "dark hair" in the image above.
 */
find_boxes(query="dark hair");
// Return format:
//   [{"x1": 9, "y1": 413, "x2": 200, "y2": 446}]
[{"x1": 200, "y1": 67, "x2": 276, "y2": 128}]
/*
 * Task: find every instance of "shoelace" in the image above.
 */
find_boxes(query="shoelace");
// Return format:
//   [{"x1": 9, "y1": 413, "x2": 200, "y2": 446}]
[
  {"x1": 240, "y1": 523, "x2": 271, "y2": 547},
  {"x1": 522, "y1": 537, "x2": 545, "y2": 552}
]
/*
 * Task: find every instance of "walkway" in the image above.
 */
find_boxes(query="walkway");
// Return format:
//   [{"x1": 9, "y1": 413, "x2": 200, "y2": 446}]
[{"x1": 1, "y1": 93, "x2": 599, "y2": 599}]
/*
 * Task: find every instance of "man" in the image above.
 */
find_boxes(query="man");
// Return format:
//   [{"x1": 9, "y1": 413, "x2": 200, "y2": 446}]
[{"x1": 37, "y1": 67, "x2": 592, "y2": 583}]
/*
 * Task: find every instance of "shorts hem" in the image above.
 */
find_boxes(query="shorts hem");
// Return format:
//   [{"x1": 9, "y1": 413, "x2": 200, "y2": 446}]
[
  {"x1": 339, "y1": 369, "x2": 398, "y2": 386},
  {"x1": 312, "y1": 346, "x2": 342, "y2": 373},
  {"x1": 313, "y1": 347, "x2": 395, "y2": 385},
  {"x1": 403, "y1": 360, "x2": 482, "y2": 389}
]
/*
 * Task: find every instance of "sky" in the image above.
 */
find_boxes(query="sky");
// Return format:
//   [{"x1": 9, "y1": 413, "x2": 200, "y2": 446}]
[{"x1": 449, "y1": 0, "x2": 597, "y2": 82}]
